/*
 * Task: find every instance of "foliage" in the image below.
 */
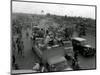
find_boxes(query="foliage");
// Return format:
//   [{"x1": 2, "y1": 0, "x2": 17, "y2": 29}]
[{"x1": 12, "y1": 13, "x2": 96, "y2": 38}]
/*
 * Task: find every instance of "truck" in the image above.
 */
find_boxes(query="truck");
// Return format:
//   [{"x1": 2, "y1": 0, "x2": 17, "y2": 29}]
[
  {"x1": 72, "y1": 37, "x2": 96, "y2": 57},
  {"x1": 32, "y1": 41, "x2": 74, "y2": 72}
]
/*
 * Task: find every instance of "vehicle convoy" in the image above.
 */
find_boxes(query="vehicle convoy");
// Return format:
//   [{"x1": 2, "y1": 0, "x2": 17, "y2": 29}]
[
  {"x1": 72, "y1": 37, "x2": 96, "y2": 57},
  {"x1": 32, "y1": 36, "x2": 96, "y2": 72}
]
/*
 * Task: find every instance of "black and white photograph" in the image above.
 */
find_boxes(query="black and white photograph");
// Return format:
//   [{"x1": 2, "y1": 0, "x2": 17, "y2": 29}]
[{"x1": 11, "y1": 0, "x2": 96, "y2": 74}]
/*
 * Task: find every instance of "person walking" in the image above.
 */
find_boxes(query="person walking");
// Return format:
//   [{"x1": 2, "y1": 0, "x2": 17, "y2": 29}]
[
  {"x1": 74, "y1": 51, "x2": 78, "y2": 61},
  {"x1": 20, "y1": 40, "x2": 24, "y2": 57},
  {"x1": 12, "y1": 54, "x2": 15, "y2": 66},
  {"x1": 72, "y1": 57, "x2": 80, "y2": 70},
  {"x1": 31, "y1": 32, "x2": 36, "y2": 51},
  {"x1": 16, "y1": 37, "x2": 20, "y2": 54}
]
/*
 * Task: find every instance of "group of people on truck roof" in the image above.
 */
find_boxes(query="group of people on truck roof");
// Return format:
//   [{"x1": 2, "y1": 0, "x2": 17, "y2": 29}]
[{"x1": 31, "y1": 30, "x2": 65, "y2": 50}]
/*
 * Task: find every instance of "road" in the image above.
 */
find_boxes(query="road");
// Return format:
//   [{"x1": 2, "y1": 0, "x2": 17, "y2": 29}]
[{"x1": 13, "y1": 29, "x2": 40, "y2": 70}]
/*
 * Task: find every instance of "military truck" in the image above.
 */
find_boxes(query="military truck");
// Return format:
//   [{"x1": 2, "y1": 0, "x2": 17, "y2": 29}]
[
  {"x1": 32, "y1": 41, "x2": 74, "y2": 72},
  {"x1": 72, "y1": 37, "x2": 95, "y2": 57}
]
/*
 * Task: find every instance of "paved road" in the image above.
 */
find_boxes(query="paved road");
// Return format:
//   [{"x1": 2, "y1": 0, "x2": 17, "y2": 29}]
[
  {"x1": 14, "y1": 29, "x2": 40, "y2": 70},
  {"x1": 78, "y1": 54, "x2": 96, "y2": 69}
]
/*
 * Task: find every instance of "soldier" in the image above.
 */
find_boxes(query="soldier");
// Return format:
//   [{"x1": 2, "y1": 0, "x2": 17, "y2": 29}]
[
  {"x1": 72, "y1": 58, "x2": 80, "y2": 70},
  {"x1": 26, "y1": 31, "x2": 29, "y2": 39},
  {"x1": 20, "y1": 40, "x2": 24, "y2": 57},
  {"x1": 45, "y1": 63, "x2": 50, "y2": 72},
  {"x1": 16, "y1": 37, "x2": 20, "y2": 54},
  {"x1": 32, "y1": 32, "x2": 36, "y2": 44},
  {"x1": 12, "y1": 54, "x2": 15, "y2": 66},
  {"x1": 74, "y1": 51, "x2": 78, "y2": 61}
]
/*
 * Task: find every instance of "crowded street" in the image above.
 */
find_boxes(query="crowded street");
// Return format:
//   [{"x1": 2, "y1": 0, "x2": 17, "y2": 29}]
[
  {"x1": 12, "y1": 28, "x2": 96, "y2": 71},
  {"x1": 11, "y1": 1, "x2": 96, "y2": 74}
]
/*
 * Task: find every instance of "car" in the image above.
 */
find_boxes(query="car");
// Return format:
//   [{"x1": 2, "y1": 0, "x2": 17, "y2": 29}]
[{"x1": 72, "y1": 37, "x2": 95, "y2": 57}]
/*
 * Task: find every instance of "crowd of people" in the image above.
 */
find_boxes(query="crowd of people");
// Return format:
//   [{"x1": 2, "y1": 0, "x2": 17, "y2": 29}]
[{"x1": 12, "y1": 29, "x2": 24, "y2": 69}]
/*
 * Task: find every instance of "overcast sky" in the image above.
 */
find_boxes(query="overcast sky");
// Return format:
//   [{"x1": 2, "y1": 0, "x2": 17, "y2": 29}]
[{"x1": 12, "y1": 1, "x2": 95, "y2": 19}]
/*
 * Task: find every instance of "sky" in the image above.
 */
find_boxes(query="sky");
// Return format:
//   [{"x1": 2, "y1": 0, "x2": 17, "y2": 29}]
[{"x1": 12, "y1": 1, "x2": 96, "y2": 19}]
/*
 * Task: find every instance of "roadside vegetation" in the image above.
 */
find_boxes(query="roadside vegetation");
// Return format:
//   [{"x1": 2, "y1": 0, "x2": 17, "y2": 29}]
[{"x1": 12, "y1": 13, "x2": 96, "y2": 39}]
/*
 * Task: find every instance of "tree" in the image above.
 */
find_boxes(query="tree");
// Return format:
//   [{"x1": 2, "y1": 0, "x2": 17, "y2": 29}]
[
  {"x1": 46, "y1": 13, "x2": 51, "y2": 16},
  {"x1": 78, "y1": 23, "x2": 86, "y2": 37},
  {"x1": 41, "y1": 10, "x2": 44, "y2": 14},
  {"x1": 64, "y1": 27, "x2": 74, "y2": 40}
]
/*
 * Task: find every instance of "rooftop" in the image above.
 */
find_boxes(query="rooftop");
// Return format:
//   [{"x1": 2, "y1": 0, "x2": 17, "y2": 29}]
[{"x1": 72, "y1": 37, "x2": 86, "y2": 41}]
